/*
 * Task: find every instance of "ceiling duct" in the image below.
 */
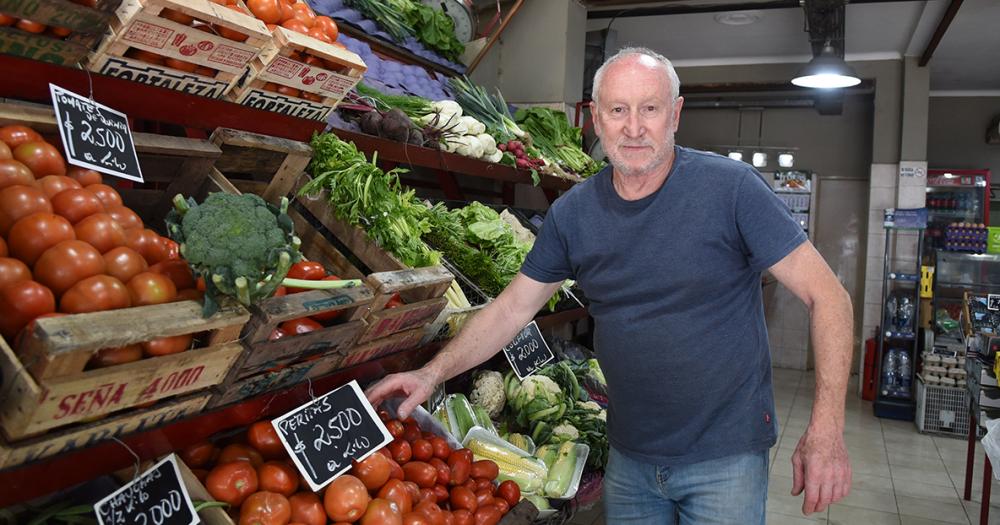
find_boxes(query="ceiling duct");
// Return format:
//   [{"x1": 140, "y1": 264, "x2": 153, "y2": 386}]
[{"x1": 801, "y1": 0, "x2": 848, "y2": 58}]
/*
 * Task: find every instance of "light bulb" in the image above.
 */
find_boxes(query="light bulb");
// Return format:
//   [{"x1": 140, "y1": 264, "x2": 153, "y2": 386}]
[
  {"x1": 752, "y1": 152, "x2": 767, "y2": 167},
  {"x1": 778, "y1": 153, "x2": 794, "y2": 167}
]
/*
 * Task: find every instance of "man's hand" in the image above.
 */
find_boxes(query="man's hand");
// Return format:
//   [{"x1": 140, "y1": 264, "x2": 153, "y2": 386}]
[
  {"x1": 365, "y1": 368, "x2": 438, "y2": 419},
  {"x1": 791, "y1": 426, "x2": 852, "y2": 515}
]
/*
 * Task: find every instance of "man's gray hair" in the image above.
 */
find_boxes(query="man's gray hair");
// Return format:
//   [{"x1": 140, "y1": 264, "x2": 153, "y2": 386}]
[{"x1": 592, "y1": 46, "x2": 681, "y2": 105}]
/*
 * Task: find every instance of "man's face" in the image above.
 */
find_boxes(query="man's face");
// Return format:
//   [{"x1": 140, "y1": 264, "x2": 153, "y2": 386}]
[{"x1": 592, "y1": 55, "x2": 684, "y2": 177}]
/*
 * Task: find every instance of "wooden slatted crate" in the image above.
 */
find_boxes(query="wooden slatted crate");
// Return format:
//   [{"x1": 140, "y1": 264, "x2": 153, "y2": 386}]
[
  {"x1": 1, "y1": 301, "x2": 248, "y2": 440},
  {"x1": 87, "y1": 0, "x2": 270, "y2": 99},
  {"x1": 0, "y1": 392, "x2": 209, "y2": 471},
  {"x1": 0, "y1": 0, "x2": 121, "y2": 66},
  {"x1": 339, "y1": 327, "x2": 426, "y2": 370},
  {"x1": 226, "y1": 26, "x2": 366, "y2": 121}
]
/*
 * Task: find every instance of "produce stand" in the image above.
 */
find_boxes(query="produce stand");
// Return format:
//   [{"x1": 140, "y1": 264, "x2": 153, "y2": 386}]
[{"x1": 0, "y1": 0, "x2": 122, "y2": 67}]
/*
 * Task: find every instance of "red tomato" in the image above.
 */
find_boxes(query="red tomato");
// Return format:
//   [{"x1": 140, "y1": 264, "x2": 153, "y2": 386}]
[
  {"x1": 0, "y1": 14, "x2": 13, "y2": 27},
  {"x1": 125, "y1": 229, "x2": 169, "y2": 265},
  {"x1": 279, "y1": 317, "x2": 322, "y2": 335},
  {"x1": 60, "y1": 275, "x2": 130, "y2": 313},
  {"x1": 141, "y1": 333, "x2": 193, "y2": 357},
  {"x1": 180, "y1": 441, "x2": 217, "y2": 468},
  {"x1": 415, "y1": 501, "x2": 445, "y2": 525},
  {"x1": 0, "y1": 142, "x2": 8, "y2": 160},
  {"x1": 0, "y1": 280, "x2": 55, "y2": 338},
  {"x1": 127, "y1": 271, "x2": 177, "y2": 306},
  {"x1": 324, "y1": 475, "x2": 370, "y2": 522},
  {"x1": 386, "y1": 420, "x2": 405, "y2": 439},
  {"x1": 84, "y1": 183, "x2": 123, "y2": 209},
  {"x1": 51, "y1": 187, "x2": 104, "y2": 224},
  {"x1": 13, "y1": 141, "x2": 65, "y2": 177},
  {"x1": 281, "y1": 17, "x2": 309, "y2": 34},
  {"x1": 287, "y1": 261, "x2": 326, "y2": 285},
  {"x1": 205, "y1": 461, "x2": 258, "y2": 506},
  {"x1": 248, "y1": 420, "x2": 286, "y2": 459},
  {"x1": 495, "y1": 480, "x2": 519, "y2": 508},
  {"x1": 447, "y1": 456, "x2": 470, "y2": 486},
  {"x1": 428, "y1": 458, "x2": 449, "y2": 486},
  {"x1": 473, "y1": 505, "x2": 501, "y2": 525},
  {"x1": 385, "y1": 292, "x2": 405, "y2": 309},
  {"x1": 66, "y1": 167, "x2": 102, "y2": 186},
  {"x1": 378, "y1": 478, "x2": 414, "y2": 514},
  {"x1": 161, "y1": 237, "x2": 180, "y2": 260},
  {"x1": 15, "y1": 19, "x2": 47, "y2": 33},
  {"x1": 473, "y1": 488, "x2": 493, "y2": 508},
  {"x1": 8, "y1": 212, "x2": 75, "y2": 266},
  {"x1": 37, "y1": 175, "x2": 80, "y2": 198},
  {"x1": 88, "y1": 344, "x2": 143, "y2": 369},
  {"x1": 469, "y1": 461, "x2": 498, "y2": 481},
  {"x1": 451, "y1": 509, "x2": 473, "y2": 525},
  {"x1": 34, "y1": 240, "x2": 106, "y2": 296},
  {"x1": 125, "y1": 48, "x2": 165, "y2": 65},
  {"x1": 493, "y1": 499, "x2": 508, "y2": 515},
  {"x1": 430, "y1": 437, "x2": 451, "y2": 460},
  {"x1": 268, "y1": 327, "x2": 287, "y2": 340},
  {"x1": 0, "y1": 184, "x2": 52, "y2": 236},
  {"x1": 307, "y1": 25, "x2": 330, "y2": 43},
  {"x1": 0, "y1": 237, "x2": 5, "y2": 258},
  {"x1": 0, "y1": 159, "x2": 36, "y2": 190},
  {"x1": 289, "y1": 492, "x2": 326, "y2": 525},
  {"x1": 388, "y1": 458, "x2": 405, "y2": 481},
  {"x1": 432, "y1": 485, "x2": 449, "y2": 504},
  {"x1": 0, "y1": 125, "x2": 43, "y2": 149},
  {"x1": 315, "y1": 16, "x2": 338, "y2": 41},
  {"x1": 103, "y1": 246, "x2": 148, "y2": 284},
  {"x1": 361, "y1": 499, "x2": 402, "y2": 525},
  {"x1": 351, "y1": 452, "x2": 392, "y2": 490},
  {"x1": 403, "y1": 462, "x2": 437, "y2": 489},
  {"x1": 175, "y1": 288, "x2": 203, "y2": 302},
  {"x1": 74, "y1": 213, "x2": 126, "y2": 253},
  {"x1": 105, "y1": 205, "x2": 143, "y2": 230},
  {"x1": 389, "y1": 439, "x2": 413, "y2": 464},
  {"x1": 218, "y1": 443, "x2": 265, "y2": 467},
  {"x1": 403, "y1": 512, "x2": 432, "y2": 525},
  {"x1": 248, "y1": 0, "x2": 282, "y2": 23},
  {"x1": 0, "y1": 257, "x2": 30, "y2": 290},
  {"x1": 449, "y1": 487, "x2": 477, "y2": 513},
  {"x1": 259, "y1": 461, "x2": 299, "y2": 496},
  {"x1": 149, "y1": 259, "x2": 195, "y2": 290},
  {"x1": 402, "y1": 424, "x2": 421, "y2": 443},
  {"x1": 412, "y1": 440, "x2": 433, "y2": 462},
  {"x1": 160, "y1": 8, "x2": 194, "y2": 25}
]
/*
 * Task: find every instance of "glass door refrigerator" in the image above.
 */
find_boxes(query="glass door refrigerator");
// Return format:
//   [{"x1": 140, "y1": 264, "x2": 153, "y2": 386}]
[{"x1": 924, "y1": 169, "x2": 991, "y2": 260}]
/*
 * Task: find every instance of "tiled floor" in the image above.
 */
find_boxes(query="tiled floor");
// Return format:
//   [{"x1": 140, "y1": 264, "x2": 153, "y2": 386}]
[{"x1": 567, "y1": 368, "x2": 1000, "y2": 525}]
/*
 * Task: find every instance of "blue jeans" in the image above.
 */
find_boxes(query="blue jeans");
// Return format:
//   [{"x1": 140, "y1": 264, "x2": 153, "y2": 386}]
[{"x1": 603, "y1": 446, "x2": 768, "y2": 524}]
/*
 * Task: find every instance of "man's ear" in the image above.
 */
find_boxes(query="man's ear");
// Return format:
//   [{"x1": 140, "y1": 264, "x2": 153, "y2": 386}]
[{"x1": 671, "y1": 96, "x2": 684, "y2": 133}]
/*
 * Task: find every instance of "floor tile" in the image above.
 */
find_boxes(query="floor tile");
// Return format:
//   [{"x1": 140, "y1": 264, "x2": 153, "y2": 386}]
[
  {"x1": 835, "y1": 487, "x2": 899, "y2": 513},
  {"x1": 892, "y1": 479, "x2": 962, "y2": 502},
  {"x1": 767, "y1": 512, "x2": 828, "y2": 524},
  {"x1": 900, "y1": 516, "x2": 969, "y2": 525},
  {"x1": 896, "y1": 495, "x2": 972, "y2": 524},
  {"x1": 828, "y1": 504, "x2": 902, "y2": 525},
  {"x1": 891, "y1": 465, "x2": 957, "y2": 487}
]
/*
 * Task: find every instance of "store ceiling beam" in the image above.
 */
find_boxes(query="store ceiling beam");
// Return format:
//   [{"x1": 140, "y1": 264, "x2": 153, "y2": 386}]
[
  {"x1": 586, "y1": 0, "x2": 921, "y2": 19},
  {"x1": 919, "y1": 0, "x2": 964, "y2": 67}
]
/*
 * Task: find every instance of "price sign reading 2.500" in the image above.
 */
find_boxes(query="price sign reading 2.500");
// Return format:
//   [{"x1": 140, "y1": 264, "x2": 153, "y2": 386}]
[
  {"x1": 94, "y1": 454, "x2": 199, "y2": 525},
  {"x1": 271, "y1": 380, "x2": 393, "y2": 492},
  {"x1": 49, "y1": 83, "x2": 144, "y2": 183}
]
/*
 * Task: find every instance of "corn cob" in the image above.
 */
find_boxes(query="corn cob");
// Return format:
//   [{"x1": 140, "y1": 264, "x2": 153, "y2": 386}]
[
  {"x1": 465, "y1": 436, "x2": 547, "y2": 494},
  {"x1": 504, "y1": 433, "x2": 536, "y2": 454},
  {"x1": 543, "y1": 441, "x2": 578, "y2": 498}
]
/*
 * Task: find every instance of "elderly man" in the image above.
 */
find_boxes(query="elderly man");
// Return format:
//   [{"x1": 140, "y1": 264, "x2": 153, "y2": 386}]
[{"x1": 368, "y1": 47, "x2": 853, "y2": 523}]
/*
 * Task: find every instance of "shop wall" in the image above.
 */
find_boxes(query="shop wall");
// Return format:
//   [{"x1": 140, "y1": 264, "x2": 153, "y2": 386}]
[
  {"x1": 673, "y1": 96, "x2": 874, "y2": 179},
  {"x1": 927, "y1": 96, "x2": 1000, "y2": 224}
]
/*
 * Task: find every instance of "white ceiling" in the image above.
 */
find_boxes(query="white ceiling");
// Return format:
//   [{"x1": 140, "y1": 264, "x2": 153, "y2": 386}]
[{"x1": 582, "y1": 0, "x2": 1000, "y2": 93}]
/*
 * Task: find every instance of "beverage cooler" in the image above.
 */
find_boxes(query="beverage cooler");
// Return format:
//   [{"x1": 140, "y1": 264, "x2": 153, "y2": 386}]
[{"x1": 924, "y1": 169, "x2": 991, "y2": 258}]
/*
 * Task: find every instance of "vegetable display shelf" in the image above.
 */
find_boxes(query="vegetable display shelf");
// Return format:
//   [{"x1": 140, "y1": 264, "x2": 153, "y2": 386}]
[
  {"x1": 0, "y1": 341, "x2": 442, "y2": 507},
  {"x1": 336, "y1": 22, "x2": 464, "y2": 79},
  {"x1": 0, "y1": 54, "x2": 574, "y2": 196}
]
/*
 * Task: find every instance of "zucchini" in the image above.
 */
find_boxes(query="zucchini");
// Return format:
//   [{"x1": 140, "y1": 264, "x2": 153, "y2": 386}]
[{"x1": 448, "y1": 393, "x2": 477, "y2": 440}]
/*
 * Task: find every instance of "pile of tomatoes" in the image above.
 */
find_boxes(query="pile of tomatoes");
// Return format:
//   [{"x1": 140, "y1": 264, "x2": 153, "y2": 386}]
[
  {"x1": 268, "y1": 261, "x2": 404, "y2": 343},
  {"x1": 0, "y1": 124, "x2": 203, "y2": 368},
  {"x1": 0, "y1": 0, "x2": 99, "y2": 41},
  {"x1": 189, "y1": 413, "x2": 517, "y2": 525}
]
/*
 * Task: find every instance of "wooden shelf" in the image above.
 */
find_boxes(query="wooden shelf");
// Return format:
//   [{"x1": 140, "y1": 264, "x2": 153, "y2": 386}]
[{"x1": 0, "y1": 55, "x2": 572, "y2": 195}]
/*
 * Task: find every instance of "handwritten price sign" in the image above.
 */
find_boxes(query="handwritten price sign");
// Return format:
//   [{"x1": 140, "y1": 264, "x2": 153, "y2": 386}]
[
  {"x1": 94, "y1": 454, "x2": 198, "y2": 525},
  {"x1": 502, "y1": 321, "x2": 555, "y2": 379},
  {"x1": 271, "y1": 380, "x2": 392, "y2": 491},
  {"x1": 50, "y1": 84, "x2": 143, "y2": 183}
]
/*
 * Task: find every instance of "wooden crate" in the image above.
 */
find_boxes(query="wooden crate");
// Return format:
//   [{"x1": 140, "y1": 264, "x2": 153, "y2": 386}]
[
  {"x1": 226, "y1": 26, "x2": 366, "y2": 121},
  {"x1": 0, "y1": 392, "x2": 209, "y2": 471},
  {"x1": 359, "y1": 268, "x2": 452, "y2": 343},
  {"x1": 207, "y1": 352, "x2": 345, "y2": 409},
  {"x1": 0, "y1": 0, "x2": 121, "y2": 66},
  {"x1": 1, "y1": 300, "x2": 248, "y2": 440},
  {"x1": 88, "y1": 0, "x2": 270, "y2": 99},
  {"x1": 339, "y1": 327, "x2": 426, "y2": 369}
]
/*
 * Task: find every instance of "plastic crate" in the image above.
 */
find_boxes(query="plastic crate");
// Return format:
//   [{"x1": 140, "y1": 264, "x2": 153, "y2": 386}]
[{"x1": 916, "y1": 378, "x2": 970, "y2": 437}]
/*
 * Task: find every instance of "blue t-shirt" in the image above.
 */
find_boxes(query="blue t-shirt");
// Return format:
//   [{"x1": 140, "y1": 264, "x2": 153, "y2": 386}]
[{"x1": 521, "y1": 146, "x2": 807, "y2": 466}]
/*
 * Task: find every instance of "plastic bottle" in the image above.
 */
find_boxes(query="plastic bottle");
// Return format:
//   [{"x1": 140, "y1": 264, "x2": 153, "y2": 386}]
[
  {"x1": 898, "y1": 350, "x2": 912, "y2": 397},
  {"x1": 882, "y1": 348, "x2": 899, "y2": 396}
]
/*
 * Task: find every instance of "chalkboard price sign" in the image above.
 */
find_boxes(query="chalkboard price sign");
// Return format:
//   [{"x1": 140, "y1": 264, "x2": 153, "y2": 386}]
[
  {"x1": 989, "y1": 294, "x2": 1000, "y2": 311},
  {"x1": 272, "y1": 380, "x2": 393, "y2": 492},
  {"x1": 94, "y1": 454, "x2": 199, "y2": 525},
  {"x1": 50, "y1": 84, "x2": 144, "y2": 183},
  {"x1": 502, "y1": 321, "x2": 555, "y2": 380}
]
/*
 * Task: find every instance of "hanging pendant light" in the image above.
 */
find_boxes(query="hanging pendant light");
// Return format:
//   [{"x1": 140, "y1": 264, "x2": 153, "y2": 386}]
[{"x1": 792, "y1": 44, "x2": 861, "y2": 89}]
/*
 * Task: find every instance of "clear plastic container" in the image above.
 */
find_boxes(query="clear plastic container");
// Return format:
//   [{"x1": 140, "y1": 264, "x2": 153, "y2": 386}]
[
  {"x1": 382, "y1": 397, "x2": 462, "y2": 450},
  {"x1": 546, "y1": 442, "x2": 590, "y2": 501}
]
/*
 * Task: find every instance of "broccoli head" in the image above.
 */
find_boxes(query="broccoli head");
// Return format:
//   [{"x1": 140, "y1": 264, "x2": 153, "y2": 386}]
[{"x1": 166, "y1": 192, "x2": 302, "y2": 316}]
